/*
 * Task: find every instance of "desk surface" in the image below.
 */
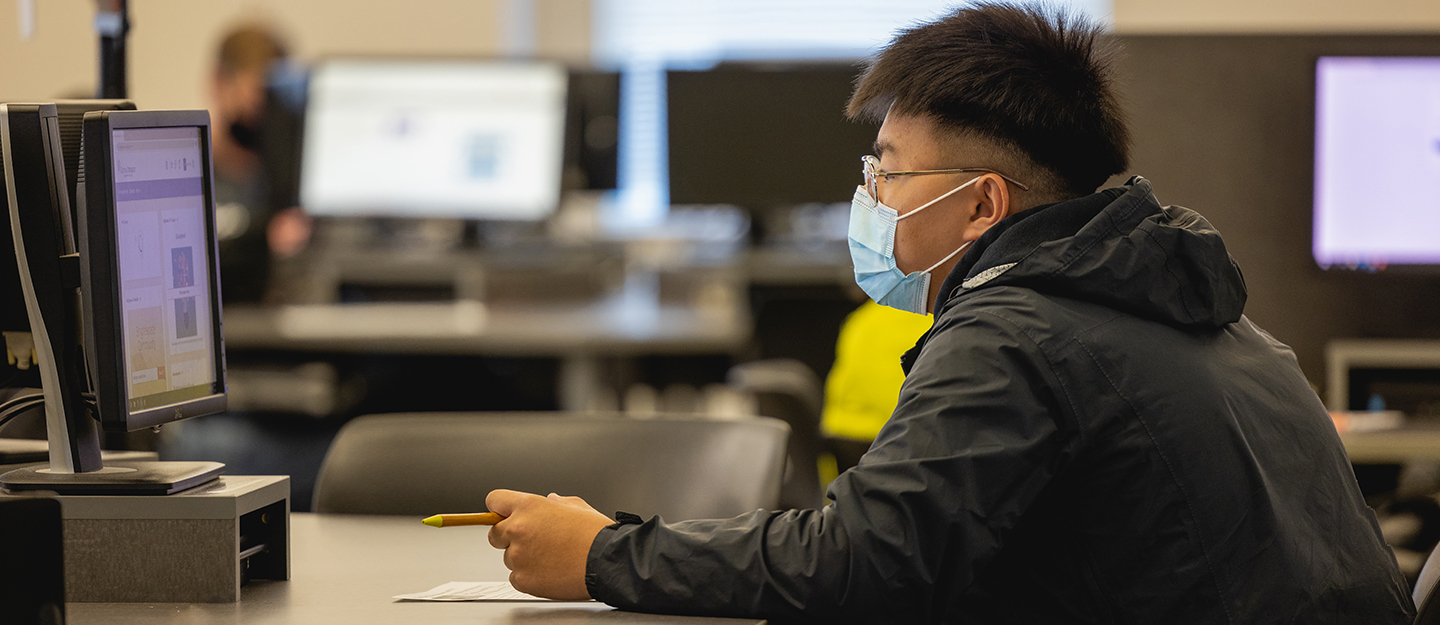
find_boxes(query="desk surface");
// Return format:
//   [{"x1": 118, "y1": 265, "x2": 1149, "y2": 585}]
[
  {"x1": 222, "y1": 299, "x2": 750, "y2": 357},
  {"x1": 69, "y1": 513, "x2": 764, "y2": 625},
  {"x1": 1341, "y1": 423, "x2": 1440, "y2": 464}
]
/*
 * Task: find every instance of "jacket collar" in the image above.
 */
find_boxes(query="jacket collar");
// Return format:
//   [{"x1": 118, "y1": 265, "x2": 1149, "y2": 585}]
[
  {"x1": 902, "y1": 176, "x2": 1248, "y2": 374},
  {"x1": 901, "y1": 184, "x2": 1121, "y2": 374}
]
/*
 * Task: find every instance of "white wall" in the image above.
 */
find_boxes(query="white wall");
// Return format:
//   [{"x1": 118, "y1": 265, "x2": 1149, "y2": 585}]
[
  {"x1": 2, "y1": 0, "x2": 1435, "y2": 112},
  {"x1": 0, "y1": 0, "x2": 590, "y2": 110},
  {"x1": 1, "y1": 1, "x2": 96, "y2": 101},
  {"x1": 1115, "y1": 0, "x2": 1440, "y2": 33}
]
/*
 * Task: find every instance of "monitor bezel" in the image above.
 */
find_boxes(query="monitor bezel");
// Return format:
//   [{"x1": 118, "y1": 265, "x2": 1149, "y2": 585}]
[
  {"x1": 297, "y1": 55, "x2": 571, "y2": 221},
  {"x1": 79, "y1": 109, "x2": 227, "y2": 432}
]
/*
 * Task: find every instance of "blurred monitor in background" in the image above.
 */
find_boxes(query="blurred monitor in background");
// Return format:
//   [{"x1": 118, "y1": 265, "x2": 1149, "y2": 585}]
[
  {"x1": 1314, "y1": 56, "x2": 1440, "y2": 271},
  {"x1": 299, "y1": 59, "x2": 569, "y2": 221},
  {"x1": 666, "y1": 62, "x2": 878, "y2": 238},
  {"x1": 209, "y1": 23, "x2": 310, "y2": 303},
  {"x1": 564, "y1": 70, "x2": 620, "y2": 192},
  {"x1": 258, "y1": 60, "x2": 310, "y2": 237},
  {"x1": 264, "y1": 67, "x2": 614, "y2": 220}
]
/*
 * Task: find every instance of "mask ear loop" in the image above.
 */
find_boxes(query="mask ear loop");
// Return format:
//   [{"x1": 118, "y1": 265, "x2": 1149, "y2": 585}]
[
  {"x1": 923, "y1": 239, "x2": 973, "y2": 274},
  {"x1": 893, "y1": 173, "x2": 986, "y2": 274},
  {"x1": 894, "y1": 174, "x2": 985, "y2": 221}
]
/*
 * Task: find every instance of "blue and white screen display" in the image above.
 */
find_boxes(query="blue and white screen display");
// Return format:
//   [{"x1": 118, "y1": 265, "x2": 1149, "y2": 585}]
[
  {"x1": 111, "y1": 126, "x2": 217, "y2": 412},
  {"x1": 1314, "y1": 56, "x2": 1440, "y2": 269},
  {"x1": 299, "y1": 60, "x2": 568, "y2": 220}
]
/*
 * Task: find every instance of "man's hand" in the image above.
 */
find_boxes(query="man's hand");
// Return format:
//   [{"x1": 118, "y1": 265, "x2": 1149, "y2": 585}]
[{"x1": 486, "y1": 489, "x2": 615, "y2": 601}]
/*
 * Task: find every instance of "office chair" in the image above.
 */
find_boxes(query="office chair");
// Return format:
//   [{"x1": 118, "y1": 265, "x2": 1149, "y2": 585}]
[
  {"x1": 1417, "y1": 540, "x2": 1440, "y2": 624},
  {"x1": 727, "y1": 359, "x2": 825, "y2": 509},
  {"x1": 312, "y1": 412, "x2": 789, "y2": 521}
]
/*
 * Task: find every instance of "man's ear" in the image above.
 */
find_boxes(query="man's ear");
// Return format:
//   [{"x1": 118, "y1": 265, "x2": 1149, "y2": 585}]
[{"x1": 966, "y1": 174, "x2": 1012, "y2": 237}]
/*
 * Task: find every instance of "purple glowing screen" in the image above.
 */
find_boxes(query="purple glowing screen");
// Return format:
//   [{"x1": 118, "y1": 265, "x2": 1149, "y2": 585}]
[{"x1": 1314, "y1": 56, "x2": 1440, "y2": 269}]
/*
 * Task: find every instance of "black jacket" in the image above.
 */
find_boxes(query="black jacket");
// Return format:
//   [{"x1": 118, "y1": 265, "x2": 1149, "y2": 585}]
[{"x1": 586, "y1": 178, "x2": 1415, "y2": 624}]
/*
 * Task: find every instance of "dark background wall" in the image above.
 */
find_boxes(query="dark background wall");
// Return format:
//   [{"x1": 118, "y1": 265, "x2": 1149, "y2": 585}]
[{"x1": 1112, "y1": 34, "x2": 1440, "y2": 394}]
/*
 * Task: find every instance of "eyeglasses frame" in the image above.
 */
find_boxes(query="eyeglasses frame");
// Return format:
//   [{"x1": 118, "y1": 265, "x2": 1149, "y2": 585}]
[{"x1": 862, "y1": 154, "x2": 1031, "y2": 200}]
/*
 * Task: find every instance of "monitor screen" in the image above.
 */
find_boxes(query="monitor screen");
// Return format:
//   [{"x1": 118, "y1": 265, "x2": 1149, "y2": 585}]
[
  {"x1": 299, "y1": 59, "x2": 569, "y2": 220},
  {"x1": 1314, "y1": 56, "x2": 1440, "y2": 269},
  {"x1": 109, "y1": 126, "x2": 218, "y2": 412},
  {"x1": 667, "y1": 63, "x2": 877, "y2": 210}
]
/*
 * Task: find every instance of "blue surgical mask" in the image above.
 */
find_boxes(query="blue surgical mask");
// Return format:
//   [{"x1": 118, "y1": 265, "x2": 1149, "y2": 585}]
[{"x1": 847, "y1": 177, "x2": 980, "y2": 314}]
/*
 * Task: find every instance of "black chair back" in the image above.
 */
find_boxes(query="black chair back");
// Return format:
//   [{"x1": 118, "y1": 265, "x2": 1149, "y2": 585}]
[{"x1": 313, "y1": 412, "x2": 789, "y2": 520}]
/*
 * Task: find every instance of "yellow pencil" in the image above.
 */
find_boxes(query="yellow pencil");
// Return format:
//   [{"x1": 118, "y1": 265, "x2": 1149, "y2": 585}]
[{"x1": 422, "y1": 512, "x2": 505, "y2": 528}]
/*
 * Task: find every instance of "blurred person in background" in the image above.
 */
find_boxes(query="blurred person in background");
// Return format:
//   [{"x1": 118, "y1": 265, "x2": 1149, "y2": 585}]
[
  {"x1": 209, "y1": 23, "x2": 310, "y2": 303},
  {"x1": 820, "y1": 300, "x2": 931, "y2": 475}
]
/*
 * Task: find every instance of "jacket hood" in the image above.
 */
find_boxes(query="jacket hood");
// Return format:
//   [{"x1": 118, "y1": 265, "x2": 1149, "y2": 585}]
[{"x1": 935, "y1": 177, "x2": 1247, "y2": 330}]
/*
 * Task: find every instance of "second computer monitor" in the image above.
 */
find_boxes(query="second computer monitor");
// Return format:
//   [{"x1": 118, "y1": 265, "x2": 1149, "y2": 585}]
[
  {"x1": 667, "y1": 62, "x2": 878, "y2": 211},
  {"x1": 80, "y1": 109, "x2": 227, "y2": 432},
  {"x1": 299, "y1": 58, "x2": 570, "y2": 221}
]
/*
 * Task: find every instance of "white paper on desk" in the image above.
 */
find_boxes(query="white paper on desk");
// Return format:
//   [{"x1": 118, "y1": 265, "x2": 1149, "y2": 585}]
[{"x1": 395, "y1": 581, "x2": 588, "y2": 602}]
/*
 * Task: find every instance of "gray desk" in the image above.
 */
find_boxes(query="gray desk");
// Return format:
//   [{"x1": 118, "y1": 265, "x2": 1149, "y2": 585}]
[
  {"x1": 744, "y1": 243, "x2": 853, "y2": 286},
  {"x1": 1325, "y1": 339, "x2": 1440, "y2": 412},
  {"x1": 69, "y1": 513, "x2": 763, "y2": 624},
  {"x1": 221, "y1": 298, "x2": 750, "y2": 357},
  {"x1": 222, "y1": 288, "x2": 750, "y2": 412},
  {"x1": 1341, "y1": 423, "x2": 1440, "y2": 464}
]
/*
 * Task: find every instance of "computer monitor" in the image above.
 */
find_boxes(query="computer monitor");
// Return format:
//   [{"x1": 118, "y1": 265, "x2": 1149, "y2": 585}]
[
  {"x1": 0, "y1": 100, "x2": 135, "y2": 465},
  {"x1": 1314, "y1": 56, "x2": 1440, "y2": 270},
  {"x1": 260, "y1": 61, "x2": 310, "y2": 220},
  {"x1": 0, "y1": 107, "x2": 224, "y2": 494},
  {"x1": 1, "y1": 101, "x2": 137, "y2": 346},
  {"x1": 0, "y1": 129, "x2": 29, "y2": 341},
  {"x1": 666, "y1": 62, "x2": 877, "y2": 211},
  {"x1": 55, "y1": 100, "x2": 138, "y2": 235},
  {"x1": 299, "y1": 58, "x2": 570, "y2": 220},
  {"x1": 565, "y1": 70, "x2": 620, "y2": 191},
  {"x1": 1, "y1": 103, "x2": 95, "y2": 469},
  {"x1": 79, "y1": 109, "x2": 228, "y2": 432}
]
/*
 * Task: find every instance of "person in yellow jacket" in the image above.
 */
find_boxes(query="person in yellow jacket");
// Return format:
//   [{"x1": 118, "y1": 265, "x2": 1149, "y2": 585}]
[{"x1": 820, "y1": 300, "x2": 932, "y2": 475}]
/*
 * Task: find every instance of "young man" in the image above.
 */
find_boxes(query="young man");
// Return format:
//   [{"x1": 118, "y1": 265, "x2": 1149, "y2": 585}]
[{"x1": 485, "y1": 4, "x2": 1414, "y2": 622}]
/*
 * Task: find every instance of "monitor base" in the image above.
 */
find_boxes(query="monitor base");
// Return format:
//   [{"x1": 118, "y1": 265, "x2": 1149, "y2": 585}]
[{"x1": 0, "y1": 460, "x2": 224, "y2": 495}]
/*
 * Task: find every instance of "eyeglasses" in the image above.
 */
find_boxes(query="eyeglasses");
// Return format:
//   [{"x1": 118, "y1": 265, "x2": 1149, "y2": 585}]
[{"x1": 862, "y1": 155, "x2": 1030, "y2": 199}]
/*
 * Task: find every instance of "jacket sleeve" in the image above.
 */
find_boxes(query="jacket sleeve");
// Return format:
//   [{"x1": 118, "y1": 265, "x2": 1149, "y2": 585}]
[{"x1": 586, "y1": 309, "x2": 1076, "y2": 622}]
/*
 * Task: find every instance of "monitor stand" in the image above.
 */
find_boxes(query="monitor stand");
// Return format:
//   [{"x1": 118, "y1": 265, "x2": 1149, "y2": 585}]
[
  {"x1": 0, "y1": 396, "x2": 222, "y2": 495},
  {"x1": 0, "y1": 374, "x2": 223, "y2": 495},
  {"x1": 0, "y1": 460, "x2": 224, "y2": 495}
]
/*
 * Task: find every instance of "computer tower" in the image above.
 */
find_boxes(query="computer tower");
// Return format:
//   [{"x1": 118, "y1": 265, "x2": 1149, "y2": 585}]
[{"x1": 0, "y1": 497, "x2": 65, "y2": 625}]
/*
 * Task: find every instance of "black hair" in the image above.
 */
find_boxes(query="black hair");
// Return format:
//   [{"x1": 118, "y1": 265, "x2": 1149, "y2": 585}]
[{"x1": 847, "y1": 2, "x2": 1129, "y2": 198}]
